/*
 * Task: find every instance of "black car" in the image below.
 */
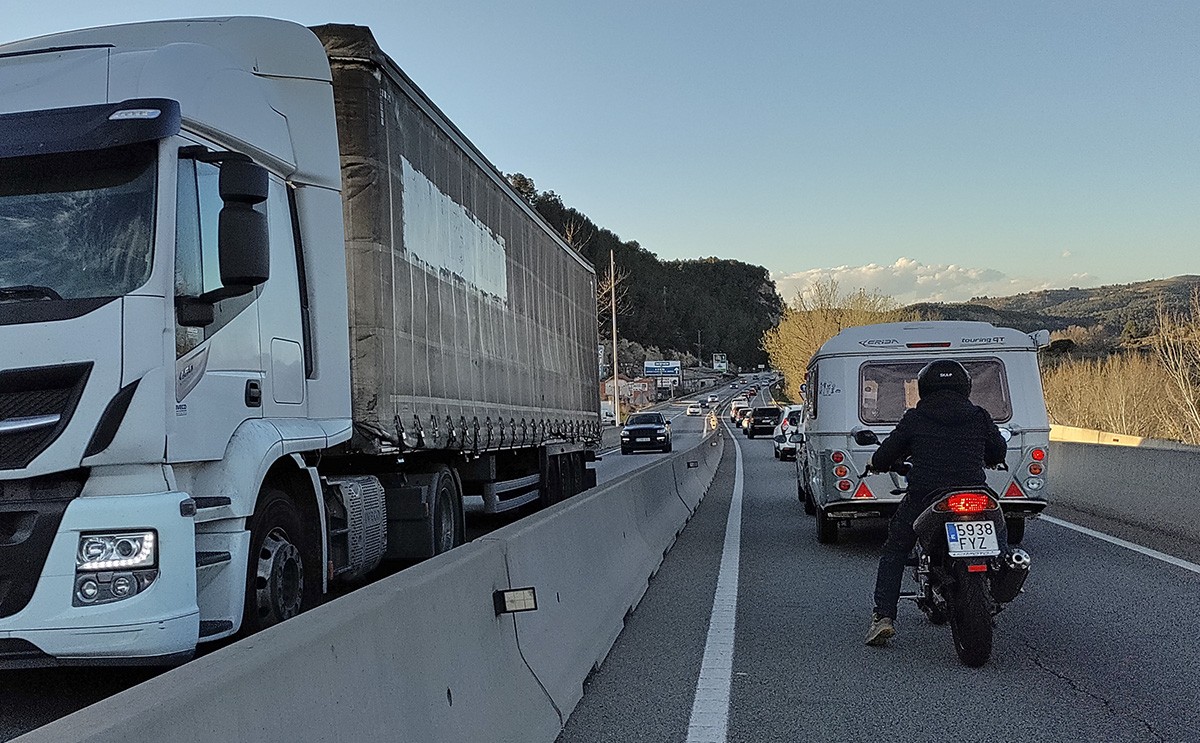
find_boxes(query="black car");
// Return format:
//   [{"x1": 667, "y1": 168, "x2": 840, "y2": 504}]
[
  {"x1": 747, "y1": 406, "x2": 782, "y2": 438},
  {"x1": 620, "y1": 412, "x2": 672, "y2": 454}
]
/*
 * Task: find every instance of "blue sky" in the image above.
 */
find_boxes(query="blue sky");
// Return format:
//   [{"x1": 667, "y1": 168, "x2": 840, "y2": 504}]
[{"x1": 3, "y1": 1, "x2": 1196, "y2": 303}]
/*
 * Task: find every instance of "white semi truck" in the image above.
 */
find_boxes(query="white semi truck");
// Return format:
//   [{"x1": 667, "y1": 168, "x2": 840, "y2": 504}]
[{"x1": 0, "y1": 18, "x2": 599, "y2": 667}]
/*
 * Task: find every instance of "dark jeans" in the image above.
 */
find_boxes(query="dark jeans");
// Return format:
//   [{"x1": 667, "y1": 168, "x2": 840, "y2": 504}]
[{"x1": 871, "y1": 489, "x2": 1007, "y2": 619}]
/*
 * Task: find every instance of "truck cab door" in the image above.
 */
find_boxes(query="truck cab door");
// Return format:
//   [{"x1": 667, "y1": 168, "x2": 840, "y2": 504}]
[{"x1": 168, "y1": 156, "x2": 263, "y2": 462}]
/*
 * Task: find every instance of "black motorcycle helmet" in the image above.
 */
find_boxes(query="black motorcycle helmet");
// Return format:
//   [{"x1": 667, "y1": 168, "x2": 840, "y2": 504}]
[{"x1": 917, "y1": 359, "x2": 972, "y2": 398}]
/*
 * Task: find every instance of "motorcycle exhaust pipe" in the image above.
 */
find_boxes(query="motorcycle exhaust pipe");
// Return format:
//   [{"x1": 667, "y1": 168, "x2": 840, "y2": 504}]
[
  {"x1": 992, "y1": 548, "x2": 1031, "y2": 603},
  {"x1": 1005, "y1": 548, "x2": 1031, "y2": 570}
]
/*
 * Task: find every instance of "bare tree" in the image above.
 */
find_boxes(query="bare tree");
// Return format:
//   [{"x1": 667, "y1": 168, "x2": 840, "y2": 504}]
[
  {"x1": 561, "y1": 218, "x2": 594, "y2": 253},
  {"x1": 762, "y1": 278, "x2": 912, "y2": 402},
  {"x1": 1152, "y1": 290, "x2": 1200, "y2": 443},
  {"x1": 597, "y1": 261, "x2": 630, "y2": 340}
]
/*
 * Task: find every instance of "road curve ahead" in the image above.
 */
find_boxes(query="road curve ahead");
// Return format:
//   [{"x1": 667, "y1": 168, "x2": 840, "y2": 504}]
[{"x1": 559, "y1": 420, "x2": 1200, "y2": 743}]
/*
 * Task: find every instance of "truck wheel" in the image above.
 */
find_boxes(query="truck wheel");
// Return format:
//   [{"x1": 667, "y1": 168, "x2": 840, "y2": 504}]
[
  {"x1": 431, "y1": 467, "x2": 464, "y2": 555},
  {"x1": 243, "y1": 487, "x2": 320, "y2": 634},
  {"x1": 816, "y1": 508, "x2": 838, "y2": 544},
  {"x1": 1005, "y1": 517, "x2": 1026, "y2": 545}
]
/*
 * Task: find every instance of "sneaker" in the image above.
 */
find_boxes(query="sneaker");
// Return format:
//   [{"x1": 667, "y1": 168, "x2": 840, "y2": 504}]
[{"x1": 865, "y1": 613, "x2": 896, "y2": 646}]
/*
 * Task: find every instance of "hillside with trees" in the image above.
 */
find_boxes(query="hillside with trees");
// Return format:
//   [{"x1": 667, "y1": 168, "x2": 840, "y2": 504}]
[
  {"x1": 508, "y1": 173, "x2": 782, "y2": 369},
  {"x1": 910, "y1": 275, "x2": 1200, "y2": 339}
]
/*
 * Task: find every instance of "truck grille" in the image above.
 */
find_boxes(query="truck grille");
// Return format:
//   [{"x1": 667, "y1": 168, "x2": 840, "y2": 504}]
[
  {"x1": 0, "y1": 473, "x2": 85, "y2": 618},
  {"x1": 0, "y1": 363, "x2": 91, "y2": 470}
]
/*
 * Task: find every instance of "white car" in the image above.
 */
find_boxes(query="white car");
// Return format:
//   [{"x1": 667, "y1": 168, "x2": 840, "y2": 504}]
[
  {"x1": 707, "y1": 394, "x2": 720, "y2": 404},
  {"x1": 686, "y1": 404, "x2": 702, "y2": 416},
  {"x1": 773, "y1": 405, "x2": 805, "y2": 460}
]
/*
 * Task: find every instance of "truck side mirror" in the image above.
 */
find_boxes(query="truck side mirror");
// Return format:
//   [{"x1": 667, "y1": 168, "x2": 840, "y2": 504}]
[
  {"x1": 218, "y1": 159, "x2": 270, "y2": 290},
  {"x1": 853, "y1": 429, "x2": 880, "y2": 446}
]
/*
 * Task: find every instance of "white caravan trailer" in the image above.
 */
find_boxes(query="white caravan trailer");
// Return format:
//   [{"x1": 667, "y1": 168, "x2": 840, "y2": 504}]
[{"x1": 796, "y1": 321, "x2": 1050, "y2": 545}]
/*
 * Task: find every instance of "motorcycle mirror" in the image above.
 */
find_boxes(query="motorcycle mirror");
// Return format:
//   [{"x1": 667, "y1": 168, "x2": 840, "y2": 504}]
[{"x1": 853, "y1": 429, "x2": 880, "y2": 446}]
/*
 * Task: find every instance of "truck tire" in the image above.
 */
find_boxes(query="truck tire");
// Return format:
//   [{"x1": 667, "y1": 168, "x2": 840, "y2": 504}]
[
  {"x1": 816, "y1": 508, "x2": 838, "y2": 544},
  {"x1": 430, "y1": 467, "x2": 464, "y2": 555},
  {"x1": 1005, "y1": 517, "x2": 1026, "y2": 545},
  {"x1": 243, "y1": 487, "x2": 320, "y2": 634},
  {"x1": 949, "y1": 572, "x2": 994, "y2": 668}
]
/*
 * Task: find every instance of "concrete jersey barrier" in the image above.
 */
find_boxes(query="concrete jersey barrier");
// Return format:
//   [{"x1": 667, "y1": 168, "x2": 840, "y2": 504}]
[{"x1": 16, "y1": 430, "x2": 726, "y2": 743}]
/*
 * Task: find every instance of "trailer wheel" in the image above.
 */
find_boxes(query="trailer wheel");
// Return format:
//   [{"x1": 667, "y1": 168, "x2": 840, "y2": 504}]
[
  {"x1": 431, "y1": 467, "x2": 464, "y2": 555},
  {"x1": 816, "y1": 508, "x2": 838, "y2": 544},
  {"x1": 243, "y1": 487, "x2": 320, "y2": 634},
  {"x1": 1005, "y1": 517, "x2": 1026, "y2": 545}
]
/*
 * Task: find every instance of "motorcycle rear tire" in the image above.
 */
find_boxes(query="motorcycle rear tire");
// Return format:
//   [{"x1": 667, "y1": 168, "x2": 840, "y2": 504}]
[{"x1": 949, "y1": 573, "x2": 993, "y2": 668}]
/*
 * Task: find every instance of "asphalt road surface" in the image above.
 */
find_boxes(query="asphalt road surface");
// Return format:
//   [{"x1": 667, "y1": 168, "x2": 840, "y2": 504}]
[{"x1": 558, "y1": 420, "x2": 1200, "y2": 743}]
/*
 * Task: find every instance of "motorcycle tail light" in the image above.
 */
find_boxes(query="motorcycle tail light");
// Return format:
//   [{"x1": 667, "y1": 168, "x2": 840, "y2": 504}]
[
  {"x1": 1028, "y1": 462, "x2": 1043, "y2": 475},
  {"x1": 940, "y1": 492, "x2": 997, "y2": 514},
  {"x1": 967, "y1": 564, "x2": 989, "y2": 573}
]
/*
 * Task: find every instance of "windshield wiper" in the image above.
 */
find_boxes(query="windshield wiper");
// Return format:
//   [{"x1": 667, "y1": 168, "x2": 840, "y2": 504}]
[{"x1": 0, "y1": 284, "x2": 63, "y2": 302}]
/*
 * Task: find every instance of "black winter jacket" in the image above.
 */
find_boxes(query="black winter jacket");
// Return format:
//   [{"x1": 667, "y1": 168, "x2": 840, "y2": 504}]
[{"x1": 869, "y1": 389, "x2": 1007, "y2": 496}]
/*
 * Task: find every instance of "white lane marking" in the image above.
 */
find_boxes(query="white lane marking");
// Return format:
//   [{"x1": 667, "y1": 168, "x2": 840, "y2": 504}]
[
  {"x1": 1042, "y1": 515, "x2": 1200, "y2": 576},
  {"x1": 685, "y1": 422, "x2": 744, "y2": 743}
]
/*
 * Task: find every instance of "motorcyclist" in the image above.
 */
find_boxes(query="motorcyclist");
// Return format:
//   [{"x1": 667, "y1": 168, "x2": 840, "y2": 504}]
[{"x1": 864, "y1": 359, "x2": 1007, "y2": 646}]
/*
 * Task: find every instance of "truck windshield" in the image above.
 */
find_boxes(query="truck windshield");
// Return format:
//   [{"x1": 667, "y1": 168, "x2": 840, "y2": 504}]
[
  {"x1": 0, "y1": 143, "x2": 155, "y2": 301},
  {"x1": 859, "y1": 357, "x2": 1012, "y2": 423}
]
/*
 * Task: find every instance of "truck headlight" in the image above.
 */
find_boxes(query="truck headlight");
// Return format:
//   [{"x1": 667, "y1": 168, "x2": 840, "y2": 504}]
[
  {"x1": 77, "y1": 531, "x2": 157, "y2": 571},
  {"x1": 74, "y1": 531, "x2": 158, "y2": 607}
]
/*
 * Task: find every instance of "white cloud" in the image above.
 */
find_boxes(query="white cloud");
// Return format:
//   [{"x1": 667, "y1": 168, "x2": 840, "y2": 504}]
[{"x1": 772, "y1": 257, "x2": 1096, "y2": 305}]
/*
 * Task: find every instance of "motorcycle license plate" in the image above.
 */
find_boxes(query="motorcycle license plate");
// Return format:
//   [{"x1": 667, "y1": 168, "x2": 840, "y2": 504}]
[{"x1": 945, "y1": 521, "x2": 1000, "y2": 558}]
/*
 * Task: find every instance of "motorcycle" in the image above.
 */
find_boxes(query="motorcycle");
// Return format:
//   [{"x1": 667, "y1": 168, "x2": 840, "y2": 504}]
[{"x1": 856, "y1": 430, "x2": 1032, "y2": 668}]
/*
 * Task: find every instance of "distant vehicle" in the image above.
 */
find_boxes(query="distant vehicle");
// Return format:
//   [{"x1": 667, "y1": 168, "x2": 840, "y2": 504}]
[
  {"x1": 621, "y1": 412, "x2": 673, "y2": 454},
  {"x1": 707, "y1": 394, "x2": 720, "y2": 403},
  {"x1": 729, "y1": 397, "x2": 751, "y2": 423},
  {"x1": 686, "y1": 404, "x2": 702, "y2": 416},
  {"x1": 600, "y1": 401, "x2": 616, "y2": 426},
  {"x1": 739, "y1": 408, "x2": 754, "y2": 434},
  {"x1": 798, "y1": 321, "x2": 1050, "y2": 545},
  {"x1": 747, "y1": 406, "x2": 782, "y2": 438},
  {"x1": 773, "y1": 405, "x2": 805, "y2": 459}
]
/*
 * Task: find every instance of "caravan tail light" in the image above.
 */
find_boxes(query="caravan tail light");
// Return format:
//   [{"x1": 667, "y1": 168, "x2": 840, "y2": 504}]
[
  {"x1": 833, "y1": 465, "x2": 849, "y2": 478},
  {"x1": 831, "y1": 451, "x2": 845, "y2": 464},
  {"x1": 1030, "y1": 448, "x2": 1046, "y2": 462},
  {"x1": 1028, "y1": 462, "x2": 1043, "y2": 476}
]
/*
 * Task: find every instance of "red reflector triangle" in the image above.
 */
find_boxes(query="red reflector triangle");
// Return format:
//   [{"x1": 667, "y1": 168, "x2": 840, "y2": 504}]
[
  {"x1": 853, "y1": 482, "x2": 874, "y2": 499},
  {"x1": 1004, "y1": 482, "x2": 1024, "y2": 498}
]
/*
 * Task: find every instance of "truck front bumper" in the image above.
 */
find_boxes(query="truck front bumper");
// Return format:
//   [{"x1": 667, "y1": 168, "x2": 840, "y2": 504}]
[{"x1": 0, "y1": 490, "x2": 199, "y2": 668}]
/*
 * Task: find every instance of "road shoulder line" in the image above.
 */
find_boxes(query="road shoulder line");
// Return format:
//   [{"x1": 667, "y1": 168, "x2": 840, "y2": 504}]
[{"x1": 1042, "y1": 514, "x2": 1200, "y2": 575}]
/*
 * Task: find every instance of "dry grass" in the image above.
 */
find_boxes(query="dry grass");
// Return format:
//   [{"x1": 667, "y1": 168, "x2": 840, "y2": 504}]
[{"x1": 1042, "y1": 290, "x2": 1200, "y2": 444}]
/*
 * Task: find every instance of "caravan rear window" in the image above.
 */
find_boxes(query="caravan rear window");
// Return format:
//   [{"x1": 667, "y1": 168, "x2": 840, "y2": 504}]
[{"x1": 858, "y1": 358, "x2": 1012, "y2": 424}]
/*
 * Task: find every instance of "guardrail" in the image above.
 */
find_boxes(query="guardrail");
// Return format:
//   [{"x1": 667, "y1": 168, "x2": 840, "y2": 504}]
[{"x1": 16, "y1": 429, "x2": 726, "y2": 743}]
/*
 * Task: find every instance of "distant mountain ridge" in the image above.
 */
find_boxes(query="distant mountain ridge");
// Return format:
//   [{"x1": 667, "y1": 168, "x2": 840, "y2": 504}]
[{"x1": 907, "y1": 275, "x2": 1200, "y2": 333}]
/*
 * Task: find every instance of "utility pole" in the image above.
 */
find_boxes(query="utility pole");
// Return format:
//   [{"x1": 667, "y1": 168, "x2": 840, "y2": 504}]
[
  {"x1": 610, "y1": 249, "x2": 621, "y2": 426},
  {"x1": 695, "y1": 330, "x2": 702, "y2": 369}
]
